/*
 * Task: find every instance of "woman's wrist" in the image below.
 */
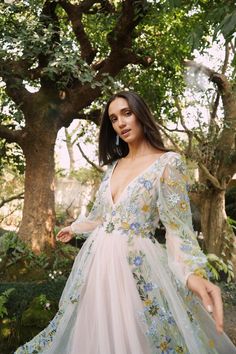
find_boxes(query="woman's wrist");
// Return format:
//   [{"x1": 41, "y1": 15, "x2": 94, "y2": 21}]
[
  {"x1": 70, "y1": 223, "x2": 76, "y2": 235},
  {"x1": 70, "y1": 225, "x2": 77, "y2": 238}
]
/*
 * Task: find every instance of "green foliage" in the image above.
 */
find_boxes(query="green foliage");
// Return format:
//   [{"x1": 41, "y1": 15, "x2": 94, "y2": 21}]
[
  {"x1": 207, "y1": 253, "x2": 234, "y2": 283},
  {"x1": 0, "y1": 231, "x2": 77, "y2": 282},
  {"x1": 0, "y1": 139, "x2": 25, "y2": 175},
  {"x1": 0, "y1": 232, "x2": 51, "y2": 270},
  {"x1": 21, "y1": 294, "x2": 57, "y2": 328},
  {"x1": 55, "y1": 207, "x2": 68, "y2": 226},
  {"x1": 165, "y1": 0, "x2": 236, "y2": 77},
  {"x1": 0, "y1": 281, "x2": 65, "y2": 319},
  {"x1": 115, "y1": 3, "x2": 201, "y2": 117},
  {"x1": 219, "y1": 281, "x2": 236, "y2": 306},
  {"x1": 0, "y1": 0, "x2": 217, "y2": 131},
  {"x1": 70, "y1": 167, "x2": 103, "y2": 185},
  {"x1": 0, "y1": 233, "x2": 76, "y2": 352},
  {"x1": 0, "y1": 281, "x2": 65, "y2": 353},
  {"x1": 227, "y1": 217, "x2": 236, "y2": 233},
  {"x1": 0, "y1": 288, "x2": 15, "y2": 319},
  {"x1": 226, "y1": 187, "x2": 236, "y2": 225},
  {"x1": 0, "y1": 232, "x2": 29, "y2": 266},
  {"x1": 0, "y1": 165, "x2": 24, "y2": 230}
]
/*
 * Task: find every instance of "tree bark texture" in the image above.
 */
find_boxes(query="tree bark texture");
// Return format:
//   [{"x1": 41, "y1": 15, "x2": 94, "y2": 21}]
[
  {"x1": 18, "y1": 115, "x2": 58, "y2": 253},
  {"x1": 200, "y1": 189, "x2": 234, "y2": 257}
]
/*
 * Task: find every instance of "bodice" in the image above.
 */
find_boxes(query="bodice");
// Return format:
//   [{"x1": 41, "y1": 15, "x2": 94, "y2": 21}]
[{"x1": 97, "y1": 156, "x2": 168, "y2": 241}]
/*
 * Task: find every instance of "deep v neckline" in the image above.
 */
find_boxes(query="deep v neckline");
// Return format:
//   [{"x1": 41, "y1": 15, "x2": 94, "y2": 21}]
[{"x1": 109, "y1": 152, "x2": 168, "y2": 207}]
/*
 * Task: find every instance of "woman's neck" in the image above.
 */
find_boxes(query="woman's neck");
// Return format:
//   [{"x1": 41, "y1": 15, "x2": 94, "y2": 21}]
[{"x1": 125, "y1": 140, "x2": 159, "y2": 160}]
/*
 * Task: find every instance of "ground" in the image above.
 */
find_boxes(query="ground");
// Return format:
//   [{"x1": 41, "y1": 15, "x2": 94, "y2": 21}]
[{"x1": 225, "y1": 304, "x2": 236, "y2": 345}]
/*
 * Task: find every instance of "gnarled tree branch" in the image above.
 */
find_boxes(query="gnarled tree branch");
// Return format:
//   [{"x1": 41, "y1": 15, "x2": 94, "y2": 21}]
[
  {"x1": 59, "y1": 0, "x2": 98, "y2": 64},
  {"x1": 0, "y1": 192, "x2": 24, "y2": 209},
  {"x1": 184, "y1": 60, "x2": 236, "y2": 163},
  {"x1": 77, "y1": 141, "x2": 103, "y2": 172},
  {"x1": 96, "y1": 0, "x2": 149, "y2": 77},
  {"x1": 156, "y1": 123, "x2": 183, "y2": 153},
  {"x1": 59, "y1": 0, "x2": 150, "y2": 127},
  {"x1": 198, "y1": 162, "x2": 224, "y2": 190},
  {"x1": 0, "y1": 125, "x2": 25, "y2": 146}
]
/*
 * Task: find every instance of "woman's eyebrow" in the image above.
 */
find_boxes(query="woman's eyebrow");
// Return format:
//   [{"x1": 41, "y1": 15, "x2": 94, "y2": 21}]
[{"x1": 109, "y1": 107, "x2": 131, "y2": 118}]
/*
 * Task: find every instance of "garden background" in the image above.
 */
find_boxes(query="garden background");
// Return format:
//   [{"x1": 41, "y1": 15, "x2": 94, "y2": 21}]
[{"x1": 0, "y1": 0, "x2": 236, "y2": 353}]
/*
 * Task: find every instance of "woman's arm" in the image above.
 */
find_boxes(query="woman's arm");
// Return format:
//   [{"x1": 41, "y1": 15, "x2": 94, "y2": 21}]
[
  {"x1": 56, "y1": 167, "x2": 109, "y2": 242},
  {"x1": 157, "y1": 152, "x2": 223, "y2": 333}
]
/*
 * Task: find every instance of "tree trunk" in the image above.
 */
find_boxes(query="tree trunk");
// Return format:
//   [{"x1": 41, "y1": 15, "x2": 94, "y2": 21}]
[
  {"x1": 200, "y1": 189, "x2": 235, "y2": 258},
  {"x1": 19, "y1": 125, "x2": 58, "y2": 253}
]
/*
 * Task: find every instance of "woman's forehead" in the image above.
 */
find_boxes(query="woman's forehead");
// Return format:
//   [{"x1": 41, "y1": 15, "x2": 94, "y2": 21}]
[{"x1": 108, "y1": 97, "x2": 130, "y2": 116}]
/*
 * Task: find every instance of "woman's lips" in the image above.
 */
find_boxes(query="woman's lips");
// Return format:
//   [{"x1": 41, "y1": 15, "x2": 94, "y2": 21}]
[{"x1": 121, "y1": 129, "x2": 131, "y2": 137}]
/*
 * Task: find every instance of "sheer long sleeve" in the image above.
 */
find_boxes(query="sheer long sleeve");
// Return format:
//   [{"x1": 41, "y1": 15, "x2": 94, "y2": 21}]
[
  {"x1": 70, "y1": 170, "x2": 107, "y2": 235},
  {"x1": 157, "y1": 153, "x2": 208, "y2": 286}
]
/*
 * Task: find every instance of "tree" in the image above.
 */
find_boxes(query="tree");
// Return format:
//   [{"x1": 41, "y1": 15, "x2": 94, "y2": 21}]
[
  {"x1": 1, "y1": 0, "x2": 208, "y2": 252},
  {"x1": 185, "y1": 58, "x2": 236, "y2": 260},
  {"x1": 159, "y1": 41, "x2": 236, "y2": 262},
  {"x1": 0, "y1": 0, "x2": 223, "y2": 253},
  {"x1": 161, "y1": 0, "x2": 236, "y2": 262},
  {"x1": 0, "y1": 0, "x2": 153, "y2": 252}
]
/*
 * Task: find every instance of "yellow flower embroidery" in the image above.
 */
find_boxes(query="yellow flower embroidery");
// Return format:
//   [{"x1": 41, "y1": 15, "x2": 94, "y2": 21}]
[
  {"x1": 166, "y1": 180, "x2": 178, "y2": 187},
  {"x1": 169, "y1": 222, "x2": 179, "y2": 230},
  {"x1": 194, "y1": 268, "x2": 208, "y2": 279},
  {"x1": 160, "y1": 341, "x2": 169, "y2": 351},
  {"x1": 142, "y1": 204, "x2": 149, "y2": 212},
  {"x1": 179, "y1": 201, "x2": 188, "y2": 211},
  {"x1": 209, "y1": 339, "x2": 215, "y2": 348},
  {"x1": 144, "y1": 299, "x2": 152, "y2": 306},
  {"x1": 121, "y1": 222, "x2": 130, "y2": 230}
]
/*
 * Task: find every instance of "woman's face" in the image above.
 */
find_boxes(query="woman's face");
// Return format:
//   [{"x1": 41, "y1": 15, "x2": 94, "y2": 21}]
[{"x1": 108, "y1": 97, "x2": 144, "y2": 144}]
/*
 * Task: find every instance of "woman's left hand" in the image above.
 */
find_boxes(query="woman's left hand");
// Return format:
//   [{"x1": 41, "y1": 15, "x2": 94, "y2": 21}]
[{"x1": 186, "y1": 274, "x2": 223, "y2": 334}]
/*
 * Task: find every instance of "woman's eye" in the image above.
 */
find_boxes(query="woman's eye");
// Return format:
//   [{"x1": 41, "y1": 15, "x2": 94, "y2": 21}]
[
  {"x1": 125, "y1": 110, "x2": 132, "y2": 116},
  {"x1": 111, "y1": 117, "x2": 117, "y2": 123}
]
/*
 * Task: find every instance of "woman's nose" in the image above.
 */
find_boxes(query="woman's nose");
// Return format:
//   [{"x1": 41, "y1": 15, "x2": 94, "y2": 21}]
[{"x1": 118, "y1": 117, "x2": 126, "y2": 128}]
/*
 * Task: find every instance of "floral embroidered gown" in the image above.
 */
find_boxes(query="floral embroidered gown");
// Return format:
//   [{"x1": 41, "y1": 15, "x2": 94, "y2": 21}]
[{"x1": 15, "y1": 152, "x2": 236, "y2": 354}]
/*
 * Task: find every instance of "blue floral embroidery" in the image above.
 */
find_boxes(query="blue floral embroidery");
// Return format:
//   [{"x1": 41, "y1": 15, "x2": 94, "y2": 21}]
[
  {"x1": 15, "y1": 309, "x2": 64, "y2": 354},
  {"x1": 139, "y1": 177, "x2": 153, "y2": 190},
  {"x1": 130, "y1": 222, "x2": 141, "y2": 234},
  {"x1": 144, "y1": 282, "x2": 154, "y2": 292},
  {"x1": 133, "y1": 255, "x2": 143, "y2": 266}
]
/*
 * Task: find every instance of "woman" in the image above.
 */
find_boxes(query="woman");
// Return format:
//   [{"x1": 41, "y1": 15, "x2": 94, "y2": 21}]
[{"x1": 15, "y1": 91, "x2": 236, "y2": 353}]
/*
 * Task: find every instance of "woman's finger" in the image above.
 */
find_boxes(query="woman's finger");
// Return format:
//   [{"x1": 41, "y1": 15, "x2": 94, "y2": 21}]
[
  {"x1": 198, "y1": 286, "x2": 214, "y2": 314},
  {"x1": 58, "y1": 233, "x2": 72, "y2": 243},
  {"x1": 56, "y1": 230, "x2": 64, "y2": 238},
  {"x1": 60, "y1": 236, "x2": 70, "y2": 243},
  {"x1": 206, "y1": 284, "x2": 224, "y2": 333},
  {"x1": 187, "y1": 275, "x2": 224, "y2": 334},
  {"x1": 57, "y1": 233, "x2": 67, "y2": 241}
]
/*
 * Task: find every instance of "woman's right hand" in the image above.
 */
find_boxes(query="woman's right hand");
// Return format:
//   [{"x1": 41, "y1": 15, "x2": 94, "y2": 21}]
[
  {"x1": 187, "y1": 274, "x2": 223, "y2": 334},
  {"x1": 56, "y1": 226, "x2": 74, "y2": 243}
]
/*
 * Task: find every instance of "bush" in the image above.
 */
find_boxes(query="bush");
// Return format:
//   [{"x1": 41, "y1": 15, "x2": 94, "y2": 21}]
[
  {"x1": 0, "y1": 231, "x2": 78, "y2": 282},
  {"x1": 226, "y1": 186, "x2": 236, "y2": 232},
  {"x1": 0, "y1": 280, "x2": 66, "y2": 354},
  {"x1": 207, "y1": 253, "x2": 234, "y2": 283}
]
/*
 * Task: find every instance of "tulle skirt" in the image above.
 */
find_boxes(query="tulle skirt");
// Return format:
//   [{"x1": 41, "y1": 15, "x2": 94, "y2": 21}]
[{"x1": 15, "y1": 227, "x2": 236, "y2": 354}]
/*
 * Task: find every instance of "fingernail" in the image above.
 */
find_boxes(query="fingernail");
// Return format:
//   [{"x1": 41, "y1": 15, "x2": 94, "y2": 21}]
[{"x1": 207, "y1": 305, "x2": 213, "y2": 313}]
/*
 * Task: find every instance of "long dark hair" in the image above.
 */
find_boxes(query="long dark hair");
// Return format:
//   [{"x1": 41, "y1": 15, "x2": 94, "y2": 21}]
[{"x1": 98, "y1": 91, "x2": 169, "y2": 165}]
